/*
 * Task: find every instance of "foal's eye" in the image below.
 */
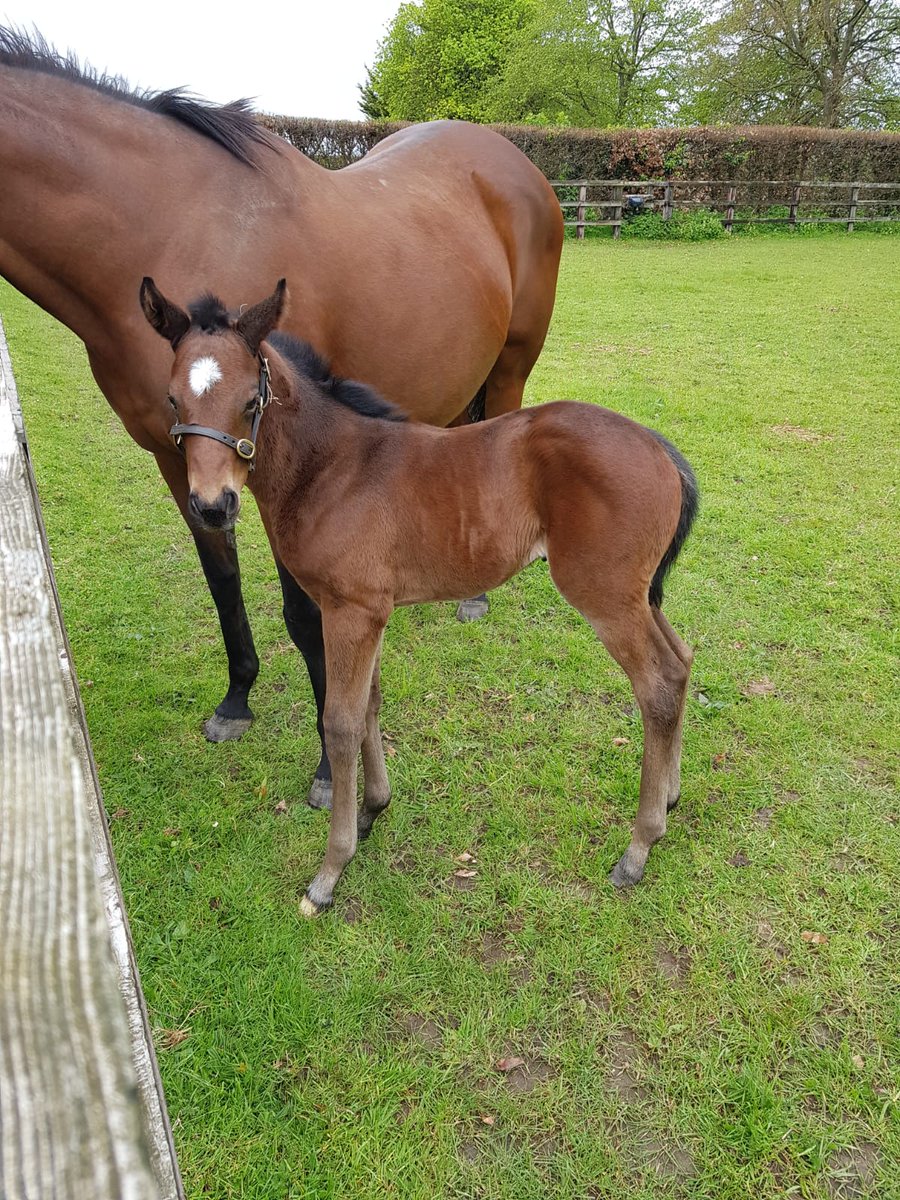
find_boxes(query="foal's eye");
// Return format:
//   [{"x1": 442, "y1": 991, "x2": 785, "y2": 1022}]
[
  {"x1": 167, "y1": 395, "x2": 178, "y2": 412},
  {"x1": 244, "y1": 397, "x2": 258, "y2": 415}
]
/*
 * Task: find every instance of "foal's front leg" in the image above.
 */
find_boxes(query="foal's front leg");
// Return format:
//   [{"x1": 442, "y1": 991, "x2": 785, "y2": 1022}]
[
  {"x1": 358, "y1": 640, "x2": 391, "y2": 838},
  {"x1": 300, "y1": 603, "x2": 390, "y2": 916}
]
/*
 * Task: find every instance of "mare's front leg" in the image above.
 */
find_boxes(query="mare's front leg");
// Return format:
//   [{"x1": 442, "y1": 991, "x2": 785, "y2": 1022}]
[
  {"x1": 300, "y1": 602, "x2": 390, "y2": 916},
  {"x1": 276, "y1": 562, "x2": 332, "y2": 809},
  {"x1": 156, "y1": 452, "x2": 259, "y2": 741}
]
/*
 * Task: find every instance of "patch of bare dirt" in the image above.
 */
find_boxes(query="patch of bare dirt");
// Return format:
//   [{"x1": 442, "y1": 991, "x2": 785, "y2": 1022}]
[
  {"x1": 654, "y1": 943, "x2": 692, "y2": 987},
  {"x1": 770, "y1": 423, "x2": 832, "y2": 443},
  {"x1": 340, "y1": 897, "x2": 364, "y2": 924},
  {"x1": 634, "y1": 1137, "x2": 697, "y2": 1180},
  {"x1": 825, "y1": 1142, "x2": 880, "y2": 1198},
  {"x1": 394, "y1": 1013, "x2": 446, "y2": 1051},
  {"x1": 604, "y1": 1029, "x2": 651, "y2": 1102},
  {"x1": 498, "y1": 1056, "x2": 555, "y2": 1095}
]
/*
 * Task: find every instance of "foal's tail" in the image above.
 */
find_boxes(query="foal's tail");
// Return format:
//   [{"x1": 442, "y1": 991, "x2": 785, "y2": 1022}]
[{"x1": 648, "y1": 433, "x2": 699, "y2": 609}]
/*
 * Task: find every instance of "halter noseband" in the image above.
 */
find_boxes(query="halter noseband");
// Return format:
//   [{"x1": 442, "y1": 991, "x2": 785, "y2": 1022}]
[{"x1": 169, "y1": 355, "x2": 272, "y2": 471}]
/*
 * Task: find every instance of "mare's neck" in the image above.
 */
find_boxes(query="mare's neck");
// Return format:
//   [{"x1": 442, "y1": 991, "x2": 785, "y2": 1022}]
[{"x1": 0, "y1": 70, "x2": 295, "y2": 353}]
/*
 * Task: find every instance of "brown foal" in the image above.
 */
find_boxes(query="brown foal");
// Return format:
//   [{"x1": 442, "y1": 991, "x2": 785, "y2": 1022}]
[{"x1": 142, "y1": 280, "x2": 699, "y2": 914}]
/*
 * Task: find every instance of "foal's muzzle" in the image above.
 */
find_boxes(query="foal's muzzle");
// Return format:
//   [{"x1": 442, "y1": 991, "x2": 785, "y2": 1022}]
[{"x1": 189, "y1": 488, "x2": 240, "y2": 531}]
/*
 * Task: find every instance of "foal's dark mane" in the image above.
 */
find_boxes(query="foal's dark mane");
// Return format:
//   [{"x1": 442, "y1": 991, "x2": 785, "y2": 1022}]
[
  {"x1": 0, "y1": 26, "x2": 270, "y2": 167},
  {"x1": 185, "y1": 294, "x2": 407, "y2": 423}
]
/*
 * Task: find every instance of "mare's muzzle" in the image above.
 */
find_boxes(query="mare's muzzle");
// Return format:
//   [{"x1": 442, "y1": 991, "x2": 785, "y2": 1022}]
[{"x1": 170, "y1": 355, "x2": 272, "y2": 472}]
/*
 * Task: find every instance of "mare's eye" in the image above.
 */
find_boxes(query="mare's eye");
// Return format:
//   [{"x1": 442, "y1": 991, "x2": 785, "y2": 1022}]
[
  {"x1": 244, "y1": 397, "x2": 258, "y2": 415},
  {"x1": 167, "y1": 395, "x2": 178, "y2": 411}
]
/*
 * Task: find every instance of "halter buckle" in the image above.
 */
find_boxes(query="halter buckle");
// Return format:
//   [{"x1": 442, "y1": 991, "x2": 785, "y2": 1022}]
[{"x1": 236, "y1": 438, "x2": 256, "y2": 460}]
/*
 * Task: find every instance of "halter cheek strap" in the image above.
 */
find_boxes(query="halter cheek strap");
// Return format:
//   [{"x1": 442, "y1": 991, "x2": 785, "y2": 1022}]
[{"x1": 170, "y1": 356, "x2": 272, "y2": 471}]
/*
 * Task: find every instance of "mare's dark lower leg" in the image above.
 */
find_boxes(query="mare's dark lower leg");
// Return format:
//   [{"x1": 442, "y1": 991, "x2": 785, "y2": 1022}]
[
  {"x1": 155, "y1": 450, "x2": 258, "y2": 742},
  {"x1": 194, "y1": 528, "x2": 260, "y2": 741},
  {"x1": 276, "y1": 561, "x2": 332, "y2": 808}
]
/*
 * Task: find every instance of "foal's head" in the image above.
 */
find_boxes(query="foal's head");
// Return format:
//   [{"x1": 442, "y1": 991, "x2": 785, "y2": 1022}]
[{"x1": 140, "y1": 277, "x2": 287, "y2": 531}]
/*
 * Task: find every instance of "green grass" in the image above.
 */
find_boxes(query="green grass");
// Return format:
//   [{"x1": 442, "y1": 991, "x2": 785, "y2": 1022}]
[{"x1": 2, "y1": 235, "x2": 898, "y2": 1199}]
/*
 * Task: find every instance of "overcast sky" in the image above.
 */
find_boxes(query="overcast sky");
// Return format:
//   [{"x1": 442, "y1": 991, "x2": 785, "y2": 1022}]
[{"x1": 0, "y1": 0, "x2": 402, "y2": 118}]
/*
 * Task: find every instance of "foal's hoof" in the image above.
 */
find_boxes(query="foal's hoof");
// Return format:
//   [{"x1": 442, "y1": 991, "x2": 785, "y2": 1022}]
[
  {"x1": 299, "y1": 894, "x2": 327, "y2": 919},
  {"x1": 306, "y1": 777, "x2": 333, "y2": 811},
  {"x1": 203, "y1": 713, "x2": 253, "y2": 743},
  {"x1": 609, "y1": 854, "x2": 645, "y2": 889},
  {"x1": 456, "y1": 596, "x2": 489, "y2": 623}
]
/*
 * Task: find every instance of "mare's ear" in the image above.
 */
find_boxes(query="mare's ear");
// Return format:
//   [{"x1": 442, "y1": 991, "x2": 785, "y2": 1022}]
[
  {"x1": 140, "y1": 278, "x2": 190, "y2": 347},
  {"x1": 235, "y1": 279, "x2": 288, "y2": 355}
]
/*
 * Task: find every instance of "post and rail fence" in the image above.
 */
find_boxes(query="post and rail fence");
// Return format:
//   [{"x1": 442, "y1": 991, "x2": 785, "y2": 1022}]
[
  {"x1": 553, "y1": 178, "x2": 900, "y2": 238},
  {"x1": 0, "y1": 318, "x2": 183, "y2": 1199}
]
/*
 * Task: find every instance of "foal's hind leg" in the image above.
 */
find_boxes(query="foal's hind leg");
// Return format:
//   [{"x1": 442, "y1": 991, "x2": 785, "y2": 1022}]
[
  {"x1": 551, "y1": 559, "x2": 691, "y2": 886},
  {"x1": 597, "y1": 608, "x2": 691, "y2": 886},
  {"x1": 652, "y1": 608, "x2": 694, "y2": 813}
]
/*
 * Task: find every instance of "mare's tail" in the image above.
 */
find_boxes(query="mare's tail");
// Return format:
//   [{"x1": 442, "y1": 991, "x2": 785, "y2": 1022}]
[
  {"x1": 648, "y1": 433, "x2": 699, "y2": 609},
  {"x1": 466, "y1": 382, "x2": 487, "y2": 424}
]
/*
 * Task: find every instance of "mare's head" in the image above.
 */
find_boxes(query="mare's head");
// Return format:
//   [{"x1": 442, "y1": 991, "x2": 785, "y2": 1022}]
[{"x1": 141, "y1": 278, "x2": 287, "y2": 531}]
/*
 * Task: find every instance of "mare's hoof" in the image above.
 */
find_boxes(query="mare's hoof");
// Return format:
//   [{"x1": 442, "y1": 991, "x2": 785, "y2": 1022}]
[
  {"x1": 203, "y1": 713, "x2": 253, "y2": 743},
  {"x1": 456, "y1": 596, "x2": 489, "y2": 623},
  {"x1": 300, "y1": 894, "x2": 327, "y2": 919},
  {"x1": 667, "y1": 791, "x2": 680, "y2": 813},
  {"x1": 609, "y1": 855, "x2": 644, "y2": 889},
  {"x1": 307, "y1": 777, "x2": 333, "y2": 811}
]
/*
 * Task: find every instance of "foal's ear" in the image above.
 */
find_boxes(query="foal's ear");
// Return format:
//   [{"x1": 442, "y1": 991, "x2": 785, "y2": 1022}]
[
  {"x1": 140, "y1": 278, "x2": 191, "y2": 347},
  {"x1": 235, "y1": 279, "x2": 288, "y2": 355}
]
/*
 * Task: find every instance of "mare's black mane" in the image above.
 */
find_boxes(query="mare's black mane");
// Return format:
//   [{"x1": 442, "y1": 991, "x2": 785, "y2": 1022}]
[
  {"x1": 184, "y1": 293, "x2": 406, "y2": 423},
  {"x1": 0, "y1": 26, "x2": 269, "y2": 167}
]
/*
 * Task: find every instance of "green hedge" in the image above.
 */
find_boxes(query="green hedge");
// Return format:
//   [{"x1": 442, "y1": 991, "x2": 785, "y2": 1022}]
[{"x1": 260, "y1": 115, "x2": 900, "y2": 183}]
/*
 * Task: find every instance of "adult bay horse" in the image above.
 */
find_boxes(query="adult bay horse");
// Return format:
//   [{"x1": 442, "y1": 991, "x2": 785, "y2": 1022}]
[
  {"x1": 142, "y1": 279, "x2": 698, "y2": 913},
  {"x1": 0, "y1": 28, "x2": 563, "y2": 806}
]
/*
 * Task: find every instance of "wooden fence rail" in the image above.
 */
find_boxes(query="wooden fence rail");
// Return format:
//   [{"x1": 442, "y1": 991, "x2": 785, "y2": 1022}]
[
  {"x1": 0, "y1": 318, "x2": 183, "y2": 1200},
  {"x1": 551, "y1": 179, "x2": 900, "y2": 238}
]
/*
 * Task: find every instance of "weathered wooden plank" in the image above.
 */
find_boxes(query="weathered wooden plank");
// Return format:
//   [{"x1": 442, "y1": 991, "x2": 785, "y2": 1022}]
[{"x1": 0, "y1": 317, "x2": 182, "y2": 1200}]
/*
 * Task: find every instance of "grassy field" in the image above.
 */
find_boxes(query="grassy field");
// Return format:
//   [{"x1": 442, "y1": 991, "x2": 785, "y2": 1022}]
[{"x1": 2, "y1": 236, "x2": 898, "y2": 1200}]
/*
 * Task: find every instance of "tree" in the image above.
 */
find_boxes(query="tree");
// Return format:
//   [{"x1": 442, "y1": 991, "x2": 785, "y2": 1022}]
[
  {"x1": 698, "y1": 0, "x2": 900, "y2": 127},
  {"x1": 360, "y1": 0, "x2": 533, "y2": 122},
  {"x1": 486, "y1": 0, "x2": 707, "y2": 127}
]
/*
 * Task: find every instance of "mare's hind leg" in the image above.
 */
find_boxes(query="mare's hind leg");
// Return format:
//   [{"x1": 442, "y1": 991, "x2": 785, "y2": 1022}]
[
  {"x1": 550, "y1": 557, "x2": 691, "y2": 887},
  {"x1": 357, "y1": 640, "x2": 391, "y2": 839},
  {"x1": 301, "y1": 602, "x2": 390, "y2": 916}
]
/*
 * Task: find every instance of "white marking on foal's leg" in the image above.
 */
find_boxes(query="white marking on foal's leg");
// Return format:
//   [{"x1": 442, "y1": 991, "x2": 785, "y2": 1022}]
[{"x1": 189, "y1": 356, "x2": 223, "y2": 395}]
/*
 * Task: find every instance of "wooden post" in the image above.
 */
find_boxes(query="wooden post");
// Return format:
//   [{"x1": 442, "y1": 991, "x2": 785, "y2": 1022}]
[
  {"x1": 847, "y1": 184, "x2": 859, "y2": 231},
  {"x1": 662, "y1": 182, "x2": 674, "y2": 221},
  {"x1": 724, "y1": 184, "x2": 737, "y2": 233},
  {"x1": 576, "y1": 183, "x2": 587, "y2": 241},
  {"x1": 612, "y1": 184, "x2": 624, "y2": 239},
  {"x1": 0, "y1": 320, "x2": 183, "y2": 1200},
  {"x1": 789, "y1": 183, "x2": 801, "y2": 226}
]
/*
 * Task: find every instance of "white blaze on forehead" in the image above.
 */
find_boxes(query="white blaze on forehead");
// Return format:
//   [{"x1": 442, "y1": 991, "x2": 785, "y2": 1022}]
[{"x1": 189, "y1": 356, "x2": 223, "y2": 395}]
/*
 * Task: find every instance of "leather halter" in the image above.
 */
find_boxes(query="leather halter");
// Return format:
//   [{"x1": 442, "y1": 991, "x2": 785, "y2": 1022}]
[{"x1": 169, "y1": 356, "x2": 272, "y2": 471}]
